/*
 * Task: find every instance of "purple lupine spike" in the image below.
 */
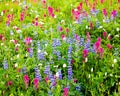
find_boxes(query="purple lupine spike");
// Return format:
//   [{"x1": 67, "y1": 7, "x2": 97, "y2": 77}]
[
  {"x1": 68, "y1": 65, "x2": 73, "y2": 80},
  {"x1": 44, "y1": 65, "x2": 50, "y2": 75},
  {"x1": 3, "y1": 59, "x2": 8, "y2": 70},
  {"x1": 68, "y1": 45, "x2": 72, "y2": 65},
  {"x1": 29, "y1": 48, "x2": 33, "y2": 58},
  {"x1": 58, "y1": 69, "x2": 62, "y2": 80},
  {"x1": 34, "y1": 66, "x2": 42, "y2": 81}
]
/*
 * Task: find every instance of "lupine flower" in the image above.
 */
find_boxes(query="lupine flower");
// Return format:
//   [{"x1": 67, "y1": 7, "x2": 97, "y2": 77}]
[
  {"x1": 107, "y1": 44, "x2": 112, "y2": 50},
  {"x1": 34, "y1": 67, "x2": 42, "y2": 81},
  {"x1": 83, "y1": 49, "x2": 88, "y2": 58},
  {"x1": 56, "y1": 51, "x2": 61, "y2": 60},
  {"x1": 68, "y1": 66, "x2": 73, "y2": 80},
  {"x1": 49, "y1": 72, "x2": 56, "y2": 89},
  {"x1": 23, "y1": 75, "x2": 30, "y2": 89},
  {"x1": 63, "y1": 87, "x2": 69, "y2": 96},
  {"x1": 33, "y1": 78, "x2": 39, "y2": 90},
  {"x1": 29, "y1": 48, "x2": 33, "y2": 58},
  {"x1": 3, "y1": 59, "x2": 8, "y2": 70},
  {"x1": 103, "y1": 31, "x2": 107, "y2": 38},
  {"x1": 58, "y1": 69, "x2": 62, "y2": 80},
  {"x1": 68, "y1": 45, "x2": 72, "y2": 64},
  {"x1": 80, "y1": 38, "x2": 84, "y2": 46},
  {"x1": 44, "y1": 65, "x2": 50, "y2": 75}
]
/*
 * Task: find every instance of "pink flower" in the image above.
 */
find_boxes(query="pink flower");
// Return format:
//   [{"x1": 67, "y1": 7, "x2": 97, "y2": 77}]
[
  {"x1": 59, "y1": 27, "x2": 63, "y2": 31},
  {"x1": 86, "y1": 32, "x2": 91, "y2": 41},
  {"x1": 61, "y1": 34, "x2": 66, "y2": 41},
  {"x1": 97, "y1": 37, "x2": 102, "y2": 42},
  {"x1": 102, "y1": 8, "x2": 107, "y2": 16},
  {"x1": 101, "y1": 0, "x2": 104, "y2": 3},
  {"x1": 33, "y1": 78, "x2": 39, "y2": 90},
  {"x1": 83, "y1": 49, "x2": 88, "y2": 58},
  {"x1": 111, "y1": 10, "x2": 117, "y2": 19},
  {"x1": 63, "y1": 87, "x2": 69, "y2": 96},
  {"x1": 23, "y1": 75, "x2": 30, "y2": 89},
  {"x1": 90, "y1": 22, "x2": 93, "y2": 29},
  {"x1": 107, "y1": 44, "x2": 112, "y2": 50},
  {"x1": 27, "y1": 48, "x2": 30, "y2": 52},
  {"x1": 103, "y1": 31, "x2": 107, "y2": 38},
  {"x1": 7, "y1": 81, "x2": 13, "y2": 86},
  {"x1": 94, "y1": 41, "x2": 101, "y2": 50},
  {"x1": 45, "y1": 77, "x2": 49, "y2": 83},
  {"x1": 35, "y1": 22, "x2": 39, "y2": 26},
  {"x1": 66, "y1": 28, "x2": 69, "y2": 33},
  {"x1": 48, "y1": 6, "x2": 53, "y2": 16},
  {"x1": 25, "y1": 37, "x2": 32, "y2": 45},
  {"x1": 98, "y1": 47, "x2": 104, "y2": 58},
  {"x1": 118, "y1": 0, "x2": 120, "y2": 3},
  {"x1": 0, "y1": 34, "x2": 3, "y2": 40}
]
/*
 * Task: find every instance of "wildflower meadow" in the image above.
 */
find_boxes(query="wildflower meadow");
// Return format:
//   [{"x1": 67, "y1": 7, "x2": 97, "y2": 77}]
[{"x1": 0, "y1": 0, "x2": 120, "y2": 96}]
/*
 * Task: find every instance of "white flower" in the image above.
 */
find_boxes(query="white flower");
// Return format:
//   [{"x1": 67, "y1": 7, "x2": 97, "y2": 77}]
[
  {"x1": 86, "y1": 25, "x2": 88, "y2": 29},
  {"x1": 112, "y1": 64, "x2": 114, "y2": 67},
  {"x1": 105, "y1": 72, "x2": 107, "y2": 76},
  {"x1": 14, "y1": 63, "x2": 18, "y2": 68},
  {"x1": 1, "y1": 11, "x2": 3, "y2": 16},
  {"x1": 85, "y1": 58, "x2": 88, "y2": 62},
  {"x1": 99, "y1": 26, "x2": 103, "y2": 29},
  {"x1": 88, "y1": 74, "x2": 91, "y2": 78},
  {"x1": 116, "y1": 27, "x2": 119, "y2": 32},
  {"x1": 74, "y1": 9, "x2": 78, "y2": 11},
  {"x1": 17, "y1": 54, "x2": 20, "y2": 58},
  {"x1": 63, "y1": 64, "x2": 66, "y2": 68},
  {"x1": 114, "y1": 59, "x2": 117, "y2": 63},
  {"x1": 54, "y1": 65, "x2": 58, "y2": 68},
  {"x1": 38, "y1": 50, "x2": 41, "y2": 53},
  {"x1": 91, "y1": 67, "x2": 93, "y2": 72},
  {"x1": 44, "y1": 51, "x2": 48, "y2": 55},
  {"x1": 1, "y1": 43, "x2": 4, "y2": 46},
  {"x1": 38, "y1": 63, "x2": 42, "y2": 66},
  {"x1": 55, "y1": 72, "x2": 59, "y2": 78}
]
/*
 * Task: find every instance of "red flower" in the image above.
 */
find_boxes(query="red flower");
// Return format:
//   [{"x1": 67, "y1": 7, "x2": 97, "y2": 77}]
[
  {"x1": 107, "y1": 44, "x2": 112, "y2": 50},
  {"x1": 98, "y1": 47, "x2": 104, "y2": 58},
  {"x1": 103, "y1": 31, "x2": 107, "y2": 38},
  {"x1": 83, "y1": 49, "x2": 88, "y2": 58},
  {"x1": 102, "y1": 8, "x2": 107, "y2": 16},
  {"x1": 23, "y1": 75, "x2": 30, "y2": 88},
  {"x1": 7, "y1": 81, "x2": 13, "y2": 86},
  {"x1": 0, "y1": 34, "x2": 3, "y2": 40},
  {"x1": 33, "y1": 78, "x2": 39, "y2": 90},
  {"x1": 25, "y1": 37, "x2": 32, "y2": 45},
  {"x1": 63, "y1": 87, "x2": 69, "y2": 96}
]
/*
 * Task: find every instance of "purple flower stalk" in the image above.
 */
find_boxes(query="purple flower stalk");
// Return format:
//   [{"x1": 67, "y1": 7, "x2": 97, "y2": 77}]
[
  {"x1": 34, "y1": 66, "x2": 42, "y2": 81},
  {"x1": 68, "y1": 65, "x2": 73, "y2": 80},
  {"x1": 3, "y1": 59, "x2": 8, "y2": 70}
]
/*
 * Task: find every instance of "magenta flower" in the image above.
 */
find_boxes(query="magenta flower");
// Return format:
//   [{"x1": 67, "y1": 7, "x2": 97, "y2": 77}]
[
  {"x1": 102, "y1": 8, "x2": 107, "y2": 16},
  {"x1": 25, "y1": 37, "x2": 32, "y2": 45},
  {"x1": 101, "y1": 0, "x2": 104, "y2": 3},
  {"x1": 48, "y1": 6, "x2": 53, "y2": 16},
  {"x1": 33, "y1": 78, "x2": 39, "y2": 90},
  {"x1": 98, "y1": 47, "x2": 104, "y2": 58},
  {"x1": 107, "y1": 44, "x2": 112, "y2": 50},
  {"x1": 103, "y1": 31, "x2": 107, "y2": 38},
  {"x1": 66, "y1": 28, "x2": 69, "y2": 33},
  {"x1": 94, "y1": 41, "x2": 101, "y2": 51},
  {"x1": 63, "y1": 87, "x2": 69, "y2": 96},
  {"x1": 45, "y1": 77, "x2": 49, "y2": 84},
  {"x1": 23, "y1": 75, "x2": 30, "y2": 89},
  {"x1": 118, "y1": 0, "x2": 120, "y2": 3},
  {"x1": 61, "y1": 34, "x2": 66, "y2": 41},
  {"x1": 83, "y1": 49, "x2": 88, "y2": 58},
  {"x1": 7, "y1": 81, "x2": 13, "y2": 86}
]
